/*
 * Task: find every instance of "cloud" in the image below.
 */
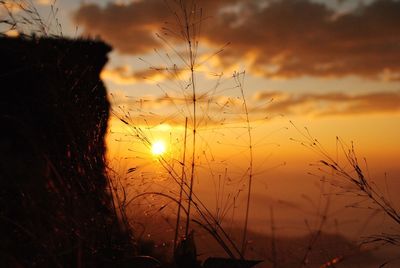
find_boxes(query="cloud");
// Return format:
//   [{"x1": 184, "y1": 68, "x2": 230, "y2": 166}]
[
  {"x1": 108, "y1": 90, "x2": 210, "y2": 121},
  {"x1": 74, "y1": 1, "x2": 174, "y2": 54},
  {"x1": 109, "y1": 91, "x2": 222, "y2": 127},
  {"x1": 35, "y1": 0, "x2": 52, "y2": 5},
  {"x1": 110, "y1": 90, "x2": 230, "y2": 110},
  {"x1": 101, "y1": 64, "x2": 187, "y2": 84},
  {"x1": 204, "y1": 0, "x2": 400, "y2": 80},
  {"x1": 255, "y1": 90, "x2": 400, "y2": 116},
  {"x1": 74, "y1": 0, "x2": 400, "y2": 80},
  {"x1": 253, "y1": 91, "x2": 285, "y2": 101},
  {"x1": 110, "y1": 88, "x2": 400, "y2": 125}
]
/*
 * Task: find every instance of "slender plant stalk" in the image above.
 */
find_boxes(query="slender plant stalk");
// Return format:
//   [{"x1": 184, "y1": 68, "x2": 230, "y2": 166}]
[
  {"x1": 183, "y1": 1, "x2": 198, "y2": 238},
  {"x1": 235, "y1": 71, "x2": 254, "y2": 257},
  {"x1": 174, "y1": 117, "x2": 188, "y2": 250}
]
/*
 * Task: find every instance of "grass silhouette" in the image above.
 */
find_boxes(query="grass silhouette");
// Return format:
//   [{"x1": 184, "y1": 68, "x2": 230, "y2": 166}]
[
  {"x1": 291, "y1": 122, "x2": 400, "y2": 257},
  {"x1": 108, "y1": 1, "x2": 265, "y2": 265}
]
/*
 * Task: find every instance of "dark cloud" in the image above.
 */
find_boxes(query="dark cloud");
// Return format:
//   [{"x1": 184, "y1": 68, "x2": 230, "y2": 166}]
[
  {"x1": 205, "y1": 0, "x2": 400, "y2": 79},
  {"x1": 74, "y1": 0, "x2": 400, "y2": 80},
  {"x1": 74, "y1": 1, "x2": 169, "y2": 54},
  {"x1": 256, "y1": 90, "x2": 400, "y2": 116},
  {"x1": 74, "y1": 0, "x2": 233, "y2": 54}
]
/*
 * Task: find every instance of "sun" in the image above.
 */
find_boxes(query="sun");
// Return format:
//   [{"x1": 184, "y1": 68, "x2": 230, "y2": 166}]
[{"x1": 151, "y1": 140, "x2": 166, "y2": 156}]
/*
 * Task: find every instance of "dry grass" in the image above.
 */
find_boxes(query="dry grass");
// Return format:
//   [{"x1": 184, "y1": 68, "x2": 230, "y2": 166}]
[
  {"x1": 0, "y1": 0, "x2": 62, "y2": 37},
  {"x1": 109, "y1": 0, "x2": 265, "y2": 264},
  {"x1": 291, "y1": 121, "x2": 400, "y2": 248}
]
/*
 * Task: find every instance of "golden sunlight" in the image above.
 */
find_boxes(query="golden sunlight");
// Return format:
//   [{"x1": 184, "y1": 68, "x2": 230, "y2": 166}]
[{"x1": 151, "y1": 140, "x2": 166, "y2": 156}]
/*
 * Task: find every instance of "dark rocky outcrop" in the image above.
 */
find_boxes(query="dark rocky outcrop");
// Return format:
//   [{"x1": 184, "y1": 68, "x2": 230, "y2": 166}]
[{"x1": 0, "y1": 37, "x2": 132, "y2": 266}]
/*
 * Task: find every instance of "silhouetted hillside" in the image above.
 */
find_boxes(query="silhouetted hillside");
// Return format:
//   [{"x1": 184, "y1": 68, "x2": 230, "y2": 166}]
[
  {"x1": 0, "y1": 37, "x2": 133, "y2": 266},
  {"x1": 132, "y1": 216, "x2": 386, "y2": 268}
]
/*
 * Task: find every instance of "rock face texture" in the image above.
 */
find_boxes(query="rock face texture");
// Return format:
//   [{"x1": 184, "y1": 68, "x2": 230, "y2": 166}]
[{"x1": 0, "y1": 37, "x2": 130, "y2": 266}]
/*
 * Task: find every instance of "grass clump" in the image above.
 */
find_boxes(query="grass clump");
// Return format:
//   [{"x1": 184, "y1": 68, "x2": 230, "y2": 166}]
[
  {"x1": 109, "y1": 1, "x2": 268, "y2": 266},
  {"x1": 292, "y1": 123, "x2": 400, "y2": 248}
]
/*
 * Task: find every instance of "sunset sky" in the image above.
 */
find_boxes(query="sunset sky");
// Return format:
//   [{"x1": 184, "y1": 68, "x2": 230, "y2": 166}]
[{"x1": 3, "y1": 0, "x2": 400, "y2": 241}]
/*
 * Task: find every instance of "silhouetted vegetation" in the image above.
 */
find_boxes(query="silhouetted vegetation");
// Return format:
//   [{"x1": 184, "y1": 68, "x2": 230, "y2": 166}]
[{"x1": 0, "y1": 36, "x2": 134, "y2": 266}]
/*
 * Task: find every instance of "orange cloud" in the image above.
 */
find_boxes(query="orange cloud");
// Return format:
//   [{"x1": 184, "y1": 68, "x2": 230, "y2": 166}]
[
  {"x1": 256, "y1": 90, "x2": 400, "y2": 116},
  {"x1": 101, "y1": 65, "x2": 186, "y2": 84},
  {"x1": 74, "y1": 0, "x2": 400, "y2": 80},
  {"x1": 110, "y1": 89, "x2": 400, "y2": 124},
  {"x1": 35, "y1": 0, "x2": 52, "y2": 6}
]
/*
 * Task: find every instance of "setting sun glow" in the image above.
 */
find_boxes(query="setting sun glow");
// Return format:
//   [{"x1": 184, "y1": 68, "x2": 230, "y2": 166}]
[{"x1": 151, "y1": 140, "x2": 166, "y2": 156}]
